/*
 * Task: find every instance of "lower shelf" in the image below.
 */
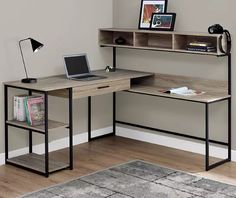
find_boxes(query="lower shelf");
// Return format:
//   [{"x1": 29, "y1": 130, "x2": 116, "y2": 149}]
[
  {"x1": 6, "y1": 120, "x2": 69, "y2": 133},
  {"x1": 7, "y1": 153, "x2": 69, "y2": 174}
]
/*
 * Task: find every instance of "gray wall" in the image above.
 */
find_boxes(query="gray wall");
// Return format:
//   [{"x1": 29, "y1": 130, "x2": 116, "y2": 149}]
[
  {"x1": 0, "y1": 0, "x2": 113, "y2": 152},
  {"x1": 114, "y1": 0, "x2": 236, "y2": 148},
  {"x1": 1, "y1": 0, "x2": 235, "y2": 155}
]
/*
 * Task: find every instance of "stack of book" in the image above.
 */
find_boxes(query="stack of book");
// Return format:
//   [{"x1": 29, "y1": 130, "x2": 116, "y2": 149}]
[
  {"x1": 14, "y1": 95, "x2": 28, "y2": 122},
  {"x1": 14, "y1": 95, "x2": 45, "y2": 126},
  {"x1": 186, "y1": 41, "x2": 216, "y2": 52}
]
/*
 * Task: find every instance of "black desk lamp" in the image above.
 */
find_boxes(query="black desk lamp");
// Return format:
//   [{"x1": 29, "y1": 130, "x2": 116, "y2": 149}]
[{"x1": 19, "y1": 38, "x2": 44, "y2": 83}]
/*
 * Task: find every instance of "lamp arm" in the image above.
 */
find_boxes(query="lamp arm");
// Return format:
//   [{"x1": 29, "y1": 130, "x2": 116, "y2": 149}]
[{"x1": 19, "y1": 38, "x2": 31, "y2": 79}]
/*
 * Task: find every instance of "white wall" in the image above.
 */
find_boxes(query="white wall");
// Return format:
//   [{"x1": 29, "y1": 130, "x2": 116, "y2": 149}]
[
  {"x1": 0, "y1": 0, "x2": 113, "y2": 153},
  {"x1": 113, "y1": 0, "x2": 236, "y2": 148}
]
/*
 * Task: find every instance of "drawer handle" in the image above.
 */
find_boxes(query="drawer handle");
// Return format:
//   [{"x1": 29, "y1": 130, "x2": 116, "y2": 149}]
[{"x1": 97, "y1": 85, "x2": 110, "y2": 89}]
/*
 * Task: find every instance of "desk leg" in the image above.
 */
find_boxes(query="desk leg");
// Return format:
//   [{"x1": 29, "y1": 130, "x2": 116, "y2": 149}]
[
  {"x1": 88, "y1": 96, "x2": 91, "y2": 141},
  {"x1": 205, "y1": 103, "x2": 209, "y2": 171},
  {"x1": 228, "y1": 98, "x2": 231, "y2": 160},
  {"x1": 88, "y1": 93, "x2": 116, "y2": 141},
  {"x1": 69, "y1": 88, "x2": 73, "y2": 170},
  {"x1": 4, "y1": 85, "x2": 9, "y2": 162},
  {"x1": 29, "y1": 90, "x2": 33, "y2": 153},
  {"x1": 113, "y1": 92, "x2": 116, "y2": 135},
  {"x1": 205, "y1": 101, "x2": 231, "y2": 171},
  {"x1": 44, "y1": 92, "x2": 49, "y2": 177}
]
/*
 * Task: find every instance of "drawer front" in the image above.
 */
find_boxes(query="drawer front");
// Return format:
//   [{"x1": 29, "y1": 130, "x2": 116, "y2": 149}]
[{"x1": 73, "y1": 79, "x2": 130, "y2": 99}]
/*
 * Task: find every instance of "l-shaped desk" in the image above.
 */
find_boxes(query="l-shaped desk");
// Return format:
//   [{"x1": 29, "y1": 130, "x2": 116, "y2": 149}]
[{"x1": 4, "y1": 69, "x2": 231, "y2": 177}]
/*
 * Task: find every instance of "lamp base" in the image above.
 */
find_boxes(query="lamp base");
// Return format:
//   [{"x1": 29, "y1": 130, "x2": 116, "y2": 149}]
[{"x1": 21, "y1": 78, "x2": 37, "y2": 83}]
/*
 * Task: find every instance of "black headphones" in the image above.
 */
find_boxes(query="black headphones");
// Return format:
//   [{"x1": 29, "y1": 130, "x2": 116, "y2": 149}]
[{"x1": 208, "y1": 24, "x2": 231, "y2": 54}]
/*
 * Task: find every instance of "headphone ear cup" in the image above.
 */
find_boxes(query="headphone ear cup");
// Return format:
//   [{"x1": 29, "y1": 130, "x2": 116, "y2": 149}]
[
  {"x1": 219, "y1": 30, "x2": 232, "y2": 54},
  {"x1": 219, "y1": 35, "x2": 226, "y2": 54},
  {"x1": 225, "y1": 30, "x2": 232, "y2": 54}
]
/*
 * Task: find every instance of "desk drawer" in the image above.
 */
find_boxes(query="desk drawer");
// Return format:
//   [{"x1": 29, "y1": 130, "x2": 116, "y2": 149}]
[
  {"x1": 73, "y1": 79, "x2": 130, "y2": 98},
  {"x1": 49, "y1": 79, "x2": 130, "y2": 99}
]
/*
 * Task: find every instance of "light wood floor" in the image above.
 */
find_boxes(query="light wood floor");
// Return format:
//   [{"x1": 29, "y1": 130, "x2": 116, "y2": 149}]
[{"x1": 1, "y1": 136, "x2": 236, "y2": 198}]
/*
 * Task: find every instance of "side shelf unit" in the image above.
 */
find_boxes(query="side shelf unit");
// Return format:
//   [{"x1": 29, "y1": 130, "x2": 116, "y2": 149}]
[
  {"x1": 4, "y1": 85, "x2": 73, "y2": 177},
  {"x1": 99, "y1": 28, "x2": 231, "y2": 171}
]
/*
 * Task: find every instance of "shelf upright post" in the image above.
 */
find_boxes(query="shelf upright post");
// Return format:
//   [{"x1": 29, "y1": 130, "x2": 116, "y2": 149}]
[
  {"x1": 88, "y1": 96, "x2": 91, "y2": 142},
  {"x1": 29, "y1": 90, "x2": 33, "y2": 153},
  {"x1": 44, "y1": 91, "x2": 49, "y2": 177},
  {"x1": 228, "y1": 53, "x2": 232, "y2": 95},
  {"x1": 4, "y1": 85, "x2": 9, "y2": 162},
  {"x1": 69, "y1": 88, "x2": 73, "y2": 169},
  {"x1": 113, "y1": 47, "x2": 116, "y2": 69}
]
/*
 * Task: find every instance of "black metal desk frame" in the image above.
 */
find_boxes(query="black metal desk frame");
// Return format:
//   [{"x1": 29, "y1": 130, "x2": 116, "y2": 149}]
[
  {"x1": 4, "y1": 86, "x2": 73, "y2": 177},
  {"x1": 89, "y1": 47, "x2": 231, "y2": 171}
]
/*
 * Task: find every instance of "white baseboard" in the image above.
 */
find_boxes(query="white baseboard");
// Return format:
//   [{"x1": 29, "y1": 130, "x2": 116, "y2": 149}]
[
  {"x1": 1, "y1": 126, "x2": 235, "y2": 166},
  {"x1": 116, "y1": 126, "x2": 236, "y2": 162},
  {"x1": 0, "y1": 127, "x2": 112, "y2": 166}
]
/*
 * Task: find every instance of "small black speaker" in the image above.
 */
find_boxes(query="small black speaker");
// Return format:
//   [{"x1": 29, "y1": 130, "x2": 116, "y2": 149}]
[{"x1": 115, "y1": 37, "x2": 126, "y2": 45}]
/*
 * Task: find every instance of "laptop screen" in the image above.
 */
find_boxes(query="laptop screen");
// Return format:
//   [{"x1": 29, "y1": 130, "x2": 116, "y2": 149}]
[{"x1": 64, "y1": 54, "x2": 90, "y2": 77}]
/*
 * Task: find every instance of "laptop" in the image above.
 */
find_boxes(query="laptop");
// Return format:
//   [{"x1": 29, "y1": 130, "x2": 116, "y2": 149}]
[{"x1": 63, "y1": 53, "x2": 106, "y2": 81}]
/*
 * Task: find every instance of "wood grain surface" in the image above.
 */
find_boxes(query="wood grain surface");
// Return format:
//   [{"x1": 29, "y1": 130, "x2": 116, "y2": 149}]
[
  {"x1": 4, "y1": 69, "x2": 153, "y2": 92},
  {"x1": 129, "y1": 73, "x2": 229, "y2": 103},
  {"x1": 1, "y1": 137, "x2": 236, "y2": 198},
  {"x1": 99, "y1": 28, "x2": 225, "y2": 56}
]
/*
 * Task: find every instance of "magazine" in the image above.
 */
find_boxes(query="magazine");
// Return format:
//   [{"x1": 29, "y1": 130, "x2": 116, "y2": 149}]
[
  {"x1": 24, "y1": 96, "x2": 45, "y2": 126},
  {"x1": 163, "y1": 87, "x2": 205, "y2": 96}
]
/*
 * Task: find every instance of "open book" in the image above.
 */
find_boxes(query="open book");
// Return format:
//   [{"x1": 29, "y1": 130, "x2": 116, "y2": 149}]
[{"x1": 164, "y1": 87, "x2": 205, "y2": 96}]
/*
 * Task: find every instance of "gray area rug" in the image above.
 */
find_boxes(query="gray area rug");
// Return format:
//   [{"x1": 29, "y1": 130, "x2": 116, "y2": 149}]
[{"x1": 22, "y1": 160, "x2": 236, "y2": 198}]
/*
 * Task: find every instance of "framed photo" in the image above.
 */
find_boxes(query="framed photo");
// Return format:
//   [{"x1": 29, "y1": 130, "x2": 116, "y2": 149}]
[
  {"x1": 150, "y1": 13, "x2": 176, "y2": 31},
  {"x1": 138, "y1": 0, "x2": 168, "y2": 29}
]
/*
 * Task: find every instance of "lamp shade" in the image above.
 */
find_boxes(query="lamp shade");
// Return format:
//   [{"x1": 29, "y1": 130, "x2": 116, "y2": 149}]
[{"x1": 30, "y1": 38, "x2": 44, "y2": 52}]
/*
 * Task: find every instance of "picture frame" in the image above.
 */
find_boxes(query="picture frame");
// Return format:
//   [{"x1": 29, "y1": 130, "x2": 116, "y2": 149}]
[
  {"x1": 138, "y1": 0, "x2": 168, "y2": 29},
  {"x1": 150, "y1": 13, "x2": 176, "y2": 31}
]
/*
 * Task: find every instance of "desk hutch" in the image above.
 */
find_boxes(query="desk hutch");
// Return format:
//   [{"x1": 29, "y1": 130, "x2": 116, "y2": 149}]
[{"x1": 99, "y1": 28, "x2": 231, "y2": 171}]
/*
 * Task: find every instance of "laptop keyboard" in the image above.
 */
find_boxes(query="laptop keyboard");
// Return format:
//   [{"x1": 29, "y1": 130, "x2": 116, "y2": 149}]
[
  {"x1": 73, "y1": 75, "x2": 96, "y2": 79},
  {"x1": 72, "y1": 75, "x2": 107, "y2": 81}
]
